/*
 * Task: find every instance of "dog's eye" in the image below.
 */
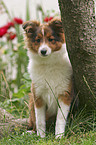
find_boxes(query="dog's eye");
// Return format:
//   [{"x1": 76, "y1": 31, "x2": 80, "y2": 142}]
[
  {"x1": 35, "y1": 38, "x2": 40, "y2": 43},
  {"x1": 48, "y1": 38, "x2": 55, "y2": 42}
]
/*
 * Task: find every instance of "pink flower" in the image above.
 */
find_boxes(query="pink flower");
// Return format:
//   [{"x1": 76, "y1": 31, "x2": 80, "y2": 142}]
[
  {"x1": 13, "y1": 17, "x2": 23, "y2": 24},
  {"x1": 44, "y1": 16, "x2": 53, "y2": 22},
  {"x1": 0, "y1": 27, "x2": 7, "y2": 37}
]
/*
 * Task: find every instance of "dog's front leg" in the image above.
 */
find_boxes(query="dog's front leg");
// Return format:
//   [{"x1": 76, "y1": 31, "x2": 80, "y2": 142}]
[
  {"x1": 55, "y1": 95, "x2": 72, "y2": 138},
  {"x1": 35, "y1": 97, "x2": 46, "y2": 138}
]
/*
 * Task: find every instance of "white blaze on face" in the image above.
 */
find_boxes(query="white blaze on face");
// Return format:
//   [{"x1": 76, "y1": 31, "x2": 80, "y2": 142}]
[
  {"x1": 38, "y1": 26, "x2": 52, "y2": 57},
  {"x1": 42, "y1": 27, "x2": 44, "y2": 36}
]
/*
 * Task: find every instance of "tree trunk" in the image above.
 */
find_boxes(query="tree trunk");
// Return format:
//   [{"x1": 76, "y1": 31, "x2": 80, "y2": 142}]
[
  {"x1": 58, "y1": 0, "x2": 96, "y2": 110},
  {"x1": 0, "y1": 108, "x2": 28, "y2": 138}
]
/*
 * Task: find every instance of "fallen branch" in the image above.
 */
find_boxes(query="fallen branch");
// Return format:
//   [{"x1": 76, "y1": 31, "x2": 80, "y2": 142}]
[{"x1": 0, "y1": 108, "x2": 28, "y2": 138}]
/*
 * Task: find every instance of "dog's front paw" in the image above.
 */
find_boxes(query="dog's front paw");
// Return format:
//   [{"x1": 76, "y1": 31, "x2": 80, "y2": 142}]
[
  {"x1": 22, "y1": 130, "x2": 35, "y2": 136},
  {"x1": 37, "y1": 130, "x2": 45, "y2": 138},
  {"x1": 55, "y1": 133, "x2": 64, "y2": 139}
]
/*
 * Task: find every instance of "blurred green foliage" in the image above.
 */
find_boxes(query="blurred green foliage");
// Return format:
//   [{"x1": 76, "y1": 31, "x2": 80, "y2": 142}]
[
  {"x1": 0, "y1": 0, "x2": 59, "y2": 118},
  {"x1": 0, "y1": 0, "x2": 30, "y2": 118}
]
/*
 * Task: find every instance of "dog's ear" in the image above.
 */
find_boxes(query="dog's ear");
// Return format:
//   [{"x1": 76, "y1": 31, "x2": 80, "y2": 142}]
[
  {"x1": 48, "y1": 19, "x2": 64, "y2": 33},
  {"x1": 22, "y1": 21, "x2": 40, "y2": 33}
]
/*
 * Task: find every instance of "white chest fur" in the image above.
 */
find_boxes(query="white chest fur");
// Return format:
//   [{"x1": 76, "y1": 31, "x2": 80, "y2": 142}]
[{"x1": 28, "y1": 44, "x2": 72, "y2": 115}]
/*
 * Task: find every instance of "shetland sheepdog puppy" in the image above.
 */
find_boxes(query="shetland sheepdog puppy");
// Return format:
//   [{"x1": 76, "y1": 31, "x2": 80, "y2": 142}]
[{"x1": 22, "y1": 19, "x2": 73, "y2": 138}]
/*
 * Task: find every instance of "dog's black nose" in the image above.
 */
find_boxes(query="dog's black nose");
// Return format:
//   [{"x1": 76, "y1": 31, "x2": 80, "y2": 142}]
[{"x1": 41, "y1": 49, "x2": 47, "y2": 56}]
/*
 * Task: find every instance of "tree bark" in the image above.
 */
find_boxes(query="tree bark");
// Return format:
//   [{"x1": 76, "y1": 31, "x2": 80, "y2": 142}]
[
  {"x1": 0, "y1": 108, "x2": 28, "y2": 138},
  {"x1": 58, "y1": 0, "x2": 96, "y2": 110}
]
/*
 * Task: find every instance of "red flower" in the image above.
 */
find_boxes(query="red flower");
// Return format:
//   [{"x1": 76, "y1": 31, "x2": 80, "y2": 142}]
[
  {"x1": 13, "y1": 17, "x2": 23, "y2": 24},
  {"x1": 0, "y1": 27, "x2": 7, "y2": 37},
  {"x1": 6, "y1": 22, "x2": 14, "y2": 28},
  {"x1": 0, "y1": 22, "x2": 14, "y2": 34},
  {"x1": 7, "y1": 32, "x2": 16, "y2": 40},
  {"x1": 10, "y1": 33, "x2": 16, "y2": 40},
  {"x1": 44, "y1": 16, "x2": 53, "y2": 22},
  {"x1": 48, "y1": 16, "x2": 53, "y2": 21},
  {"x1": 44, "y1": 17, "x2": 49, "y2": 22},
  {"x1": 2, "y1": 22, "x2": 14, "y2": 30}
]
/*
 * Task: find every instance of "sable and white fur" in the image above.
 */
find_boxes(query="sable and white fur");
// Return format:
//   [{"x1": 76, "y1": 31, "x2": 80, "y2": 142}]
[{"x1": 22, "y1": 19, "x2": 73, "y2": 138}]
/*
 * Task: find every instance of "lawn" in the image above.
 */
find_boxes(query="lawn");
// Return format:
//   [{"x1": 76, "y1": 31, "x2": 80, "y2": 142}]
[{"x1": 0, "y1": 131, "x2": 96, "y2": 145}]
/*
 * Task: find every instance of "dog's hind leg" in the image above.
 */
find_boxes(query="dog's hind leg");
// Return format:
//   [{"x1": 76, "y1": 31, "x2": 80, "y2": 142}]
[{"x1": 28, "y1": 93, "x2": 36, "y2": 131}]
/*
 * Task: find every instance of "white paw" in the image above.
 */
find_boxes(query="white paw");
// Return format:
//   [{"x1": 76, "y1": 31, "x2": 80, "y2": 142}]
[
  {"x1": 37, "y1": 130, "x2": 45, "y2": 138},
  {"x1": 22, "y1": 130, "x2": 35, "y2": 135},
  {"x1": 55, "y1": 133, "x2": 64, "y2": 139}
]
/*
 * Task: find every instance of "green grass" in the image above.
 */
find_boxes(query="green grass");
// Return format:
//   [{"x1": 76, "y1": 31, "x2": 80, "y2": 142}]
[{"x1": 0, "y1": 131, "x2": 96, "y2": 145}]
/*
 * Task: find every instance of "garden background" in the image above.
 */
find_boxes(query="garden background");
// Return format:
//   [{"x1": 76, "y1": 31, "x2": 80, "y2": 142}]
[{"x1": 0, "y1": 0, "x2": 96, "y2": 144}]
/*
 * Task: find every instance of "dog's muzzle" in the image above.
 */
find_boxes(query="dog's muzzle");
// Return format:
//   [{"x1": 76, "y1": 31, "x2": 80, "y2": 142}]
[{"x1": 38, "y1": 44, "x2": 51, "y2": 57}]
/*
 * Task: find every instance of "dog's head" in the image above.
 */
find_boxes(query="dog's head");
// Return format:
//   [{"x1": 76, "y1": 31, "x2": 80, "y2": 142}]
[{"x1": 22, "y1": 19, "x2": 65, "y2": 57}]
